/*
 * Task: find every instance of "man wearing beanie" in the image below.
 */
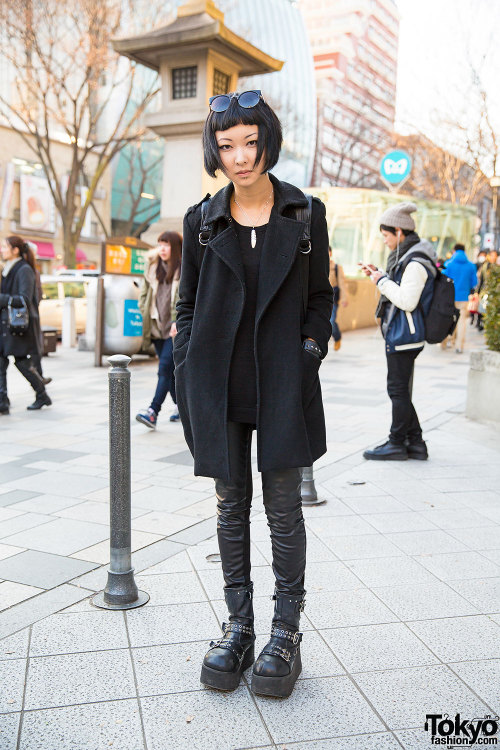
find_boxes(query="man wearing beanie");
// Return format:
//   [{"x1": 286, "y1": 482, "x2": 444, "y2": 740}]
[{"x1": 360, "y1": 202, "x2": 437, "y2": 461}]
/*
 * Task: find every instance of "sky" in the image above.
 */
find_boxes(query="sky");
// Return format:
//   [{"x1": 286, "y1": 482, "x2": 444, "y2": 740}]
[{"x1": 394, "y1": 0, "x2": 500, "y2": 168}]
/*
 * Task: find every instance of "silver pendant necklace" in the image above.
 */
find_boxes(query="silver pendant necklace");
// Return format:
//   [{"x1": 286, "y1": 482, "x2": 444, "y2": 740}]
[{"x1": 233, "y1": 189, "x2": 273, "y2": 248}]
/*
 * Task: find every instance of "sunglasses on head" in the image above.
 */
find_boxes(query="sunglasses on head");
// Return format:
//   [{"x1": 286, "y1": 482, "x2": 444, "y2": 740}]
[{"x1": 208, "y1": 90, "x2": 263, "y2": 113}]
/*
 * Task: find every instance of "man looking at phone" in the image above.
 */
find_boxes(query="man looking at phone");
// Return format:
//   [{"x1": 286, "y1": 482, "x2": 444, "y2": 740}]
[{"x1": 360, "y1": 202, "x2": 437, "y2": 461}]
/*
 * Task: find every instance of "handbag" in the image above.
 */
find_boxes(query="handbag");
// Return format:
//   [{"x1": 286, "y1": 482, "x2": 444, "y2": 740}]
[
  {"x1": 467, "y1": 293, "x2": 479, "y2": 313},
  {"x1": 8, "y1": 296, "x2": 30, "y2": 335}
]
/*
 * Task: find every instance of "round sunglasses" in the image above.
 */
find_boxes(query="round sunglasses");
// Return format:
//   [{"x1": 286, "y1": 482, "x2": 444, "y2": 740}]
[{"x1": 209, "y1": 90, "x2": 263, "y2": 113}]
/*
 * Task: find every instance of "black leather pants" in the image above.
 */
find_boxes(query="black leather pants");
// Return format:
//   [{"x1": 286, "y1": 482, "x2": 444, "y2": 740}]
[
  {"x1": 0, "y1": 355, "x2": 45, "y2": 396},
  {"x1": 215, "y1": 422, "x2": 306, "y2": 597}
]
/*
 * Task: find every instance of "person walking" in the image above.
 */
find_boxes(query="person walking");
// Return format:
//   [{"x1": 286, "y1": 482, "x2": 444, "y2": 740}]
[
  {"x1": 25, "y1": 241, "x2": 51, "y2": 385},
  {"x1": 441, "y1": 243, "x2": 478, "y2": 353},
  {"x1": 360, "y1": 202, "x2": 436, "y2": 461},
  {"x1": 328, "y1": 247, "x2": 348, "y2": 350},
  {"x1": 174, "y1": 90, "x2": 332, "y2": 698},
  {"x1": 0, "y1": 235, "x2": 52, "y2": 413},
  {"x1": 135, "y1": 232, "x2": 181, "y2": 428}
]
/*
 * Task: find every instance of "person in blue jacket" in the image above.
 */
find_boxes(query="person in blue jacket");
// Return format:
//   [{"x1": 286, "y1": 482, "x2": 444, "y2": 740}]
[{"x1": 442, "y1": 243, "x2": 477, "y2": 353}]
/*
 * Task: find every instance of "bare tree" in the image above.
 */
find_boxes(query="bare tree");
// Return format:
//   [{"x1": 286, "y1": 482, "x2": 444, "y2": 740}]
[
  {"x1": 313, "y1": 82, "x2": 390, "y2": 189},
  {"x1": 391, "y1": 131, "x2": 490, "y2": 206},
  {"x1": 0, "y1": 0, "x2": 163, "y2": 266}
]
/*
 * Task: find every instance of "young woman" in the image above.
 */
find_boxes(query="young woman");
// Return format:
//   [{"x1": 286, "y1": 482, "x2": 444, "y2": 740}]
[
  {"x1": 0, "y1": 235, "x2": 52, "y2": 413},
  {"x1": 136, "y1": 231, "x2": 181, "y2": 428},
  {"x1": 174, "y1": 91, "x2": 332, "y2": 698}
]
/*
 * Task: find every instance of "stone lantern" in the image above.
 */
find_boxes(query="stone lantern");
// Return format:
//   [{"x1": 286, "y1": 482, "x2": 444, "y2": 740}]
[{"x1": 113, "y1": 0, "x2": 283, "y2": 239}]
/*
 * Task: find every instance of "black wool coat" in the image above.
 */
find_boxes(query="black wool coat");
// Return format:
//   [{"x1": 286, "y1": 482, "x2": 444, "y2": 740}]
[
  {"x1": 174, "y1": 174, "x2": 333, "y2": 480},
  {"x1": 0, "y1": 260, "x2": 41, "y2": 359}
]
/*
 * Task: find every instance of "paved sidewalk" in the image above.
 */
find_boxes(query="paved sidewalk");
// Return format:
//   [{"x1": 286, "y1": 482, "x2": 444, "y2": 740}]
[{"x1": 0, "y1": 326, "x2": 499, "y2": 749}]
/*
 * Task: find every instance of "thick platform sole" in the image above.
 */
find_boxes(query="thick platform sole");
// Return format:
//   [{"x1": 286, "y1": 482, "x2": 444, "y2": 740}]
[
  {"x1": 251, "y1": 650, "x2": 302, "y2": 698},
  {"x1": 200, "y1": 645, "x2": 255, "y2": 692}
]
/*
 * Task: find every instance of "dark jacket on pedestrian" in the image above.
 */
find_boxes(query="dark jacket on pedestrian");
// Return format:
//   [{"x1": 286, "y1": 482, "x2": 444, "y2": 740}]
[
  {"x1": 174, "y1": 174, "x2": 333, "y2": 480},
  {"x1": 443, "y1": 249, "x2": 477, "y2": 301},
  {"x1": 0, "y1": 258, "x2": 42, "y2": 358}
]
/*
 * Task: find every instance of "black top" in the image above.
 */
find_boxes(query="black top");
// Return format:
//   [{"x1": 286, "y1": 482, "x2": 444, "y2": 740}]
[{"x1": 227, "y1": 220, "x2": 268, "y2": 424}]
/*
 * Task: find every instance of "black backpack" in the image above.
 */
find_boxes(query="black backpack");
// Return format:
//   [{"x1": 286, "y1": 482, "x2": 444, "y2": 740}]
[
  {"x1": 199, "y1": 194, "x2": 313, "y2": 321},
  {"x1": 401, "y1": 252, "x2": 460, "y2": 344}
]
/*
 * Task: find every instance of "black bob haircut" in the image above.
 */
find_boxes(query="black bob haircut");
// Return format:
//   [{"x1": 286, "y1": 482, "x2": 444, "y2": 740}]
[
  {"x1": 453, "y1": 243, "x2": 465, "y2": 252},
  {"x1": 379, "y1": 223, "x2": 414, "y2": 237},
  {"x1": 202, "y1": 95, "x2": 283, "y2": 178}
]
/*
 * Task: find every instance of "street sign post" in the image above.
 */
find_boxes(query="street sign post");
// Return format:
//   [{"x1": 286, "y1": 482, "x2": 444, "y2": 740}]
[{"x1": 380, "y1": 150, "x2": 412, "y2": 192}]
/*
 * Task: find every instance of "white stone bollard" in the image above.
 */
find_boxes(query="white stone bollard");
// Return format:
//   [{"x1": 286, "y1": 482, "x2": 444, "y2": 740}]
[{"x1": 62, "y1": 297, "x2": 77, "y2": 348}]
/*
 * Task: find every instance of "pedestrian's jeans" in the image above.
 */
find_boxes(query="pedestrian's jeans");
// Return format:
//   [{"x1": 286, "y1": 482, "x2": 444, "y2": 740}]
[
  {"x1": 215, "y1": 421, "x2": 306, "y2": 596},
  {"x1": 330, "y1": 303, "x2": 341, "y2": 342},
  {"x1": 150, "y1": 337, "x2": 176, "y2": 415},
  {"x1": 386, "y1": 348, "x2": 423, "y2": 444}
]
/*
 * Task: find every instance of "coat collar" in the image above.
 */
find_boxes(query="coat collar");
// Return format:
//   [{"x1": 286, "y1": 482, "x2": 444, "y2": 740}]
[{"x1": 203, "y1": 172, "x2": 308, "y2": 225}]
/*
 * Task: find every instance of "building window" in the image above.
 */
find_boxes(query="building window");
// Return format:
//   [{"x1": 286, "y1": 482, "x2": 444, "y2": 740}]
[
  {"x1": 172, "y1": 66, "x2": 197, "y2": 99},
  {"x1": 213, "y1": 69, "x2": 230, "y2": 96}
]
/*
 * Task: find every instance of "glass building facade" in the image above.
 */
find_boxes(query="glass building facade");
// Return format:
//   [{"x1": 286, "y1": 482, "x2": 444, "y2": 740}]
[
  {"x1": 219, "y1": 0, "x2": 317, "y2": 187},
  {"x1": 308, "y1": 187, "x2": 477, "y2": 275}
]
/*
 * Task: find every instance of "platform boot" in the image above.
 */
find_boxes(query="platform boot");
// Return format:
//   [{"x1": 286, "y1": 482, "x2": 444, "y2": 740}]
[
  {"x1": 251, "y1": 591, "x2": 305, "y2": 698},
  {"x1": 200, "y1": 583, "x2": 255, "y2": 691}
]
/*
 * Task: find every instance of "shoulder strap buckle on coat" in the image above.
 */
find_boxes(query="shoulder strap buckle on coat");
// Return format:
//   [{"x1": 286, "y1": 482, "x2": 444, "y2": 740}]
[
  {"x1": 198, "y1": 197, "x2": 212, "y2": 246},
  {"x1": 295, "y1": 194, "x2": 312, "y2": 254}
]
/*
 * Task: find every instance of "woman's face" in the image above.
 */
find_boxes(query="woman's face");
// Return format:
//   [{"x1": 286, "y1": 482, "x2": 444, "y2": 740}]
[
  {"x1": 215, "y1": 123, "x2": 265, "y2": 187},
  {"x1": 158, "y1": 241, "x2": 171, "y2": 262},
  {"x1": 1, "y1": 241, "x2": 16, "y2": 261}
]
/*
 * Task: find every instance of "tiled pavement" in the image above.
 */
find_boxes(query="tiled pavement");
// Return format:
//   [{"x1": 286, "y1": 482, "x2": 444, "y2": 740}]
[{"x1": 0, "y1": 326, "x2": 499, "y2": 749}]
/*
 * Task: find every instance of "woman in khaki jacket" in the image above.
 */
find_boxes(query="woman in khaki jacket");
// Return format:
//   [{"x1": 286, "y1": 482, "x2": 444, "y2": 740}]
[
  {"x1": 329, "y1": 248, "x2": 348, "y2": 350},
  {"x1": 136, "y1": 231, "x2": 181, "y2": 428}
]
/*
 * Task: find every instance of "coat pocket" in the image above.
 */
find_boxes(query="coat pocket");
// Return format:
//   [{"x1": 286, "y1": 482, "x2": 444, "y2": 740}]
[{"x1": 301, "y1": 348, "x2": 321, "y2": 406}]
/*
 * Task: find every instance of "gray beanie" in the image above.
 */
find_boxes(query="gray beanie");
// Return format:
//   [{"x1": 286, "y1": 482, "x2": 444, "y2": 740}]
[{"x1": 379, "y1": 202, "x2": 417, "y2": 231}]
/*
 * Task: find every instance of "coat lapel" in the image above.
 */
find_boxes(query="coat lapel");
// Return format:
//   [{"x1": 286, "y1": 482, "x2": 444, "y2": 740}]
[
  {"x1": 255, "y1": 211, "x2": 304, "y2": 325},
  {"x1": 208, "y1": 225, "x2": 245, "y2": 287}
]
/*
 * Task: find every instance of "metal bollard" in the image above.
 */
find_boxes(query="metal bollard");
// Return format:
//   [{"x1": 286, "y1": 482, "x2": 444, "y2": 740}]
[
  {"x1": 92, "y1": 355, "x2": 149, "y2": 610},
  {"x1": 300, "y1": 465, "x2": 327, "y2": 506}
]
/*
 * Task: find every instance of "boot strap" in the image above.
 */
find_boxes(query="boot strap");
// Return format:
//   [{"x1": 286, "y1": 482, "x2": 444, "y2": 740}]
[
  {"x1": 222, "y1": 621, "x2": 254, "y2": 636},
  {"x1": 261, "y1": 632, "x2": 302, "y2": 664},
  {"x1": 271, "y1": 594, "x2": 306, "y2": 613},
  {"x1": 208, "y1": 638, "x2": 247, "y2": 664},
  {"x1": 271, "y1": 625, "x2": 302, "y2": 645}
]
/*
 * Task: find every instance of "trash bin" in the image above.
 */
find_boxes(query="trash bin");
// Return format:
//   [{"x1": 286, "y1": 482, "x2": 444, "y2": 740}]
[{"x1": 42, "y1": 327, "x2": 58, "y2": 355}]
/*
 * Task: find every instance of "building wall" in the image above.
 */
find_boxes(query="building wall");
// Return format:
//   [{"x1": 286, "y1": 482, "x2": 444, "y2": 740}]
[
  {"x1": 300, "y1": 0, "x2": 399, "y2": 189},
  {"x1": 0, "y1": 125, "x2": 111, "y2": 272},
  {"x1": 220, "y1": 0, "x2": 317, "y2": 187}
]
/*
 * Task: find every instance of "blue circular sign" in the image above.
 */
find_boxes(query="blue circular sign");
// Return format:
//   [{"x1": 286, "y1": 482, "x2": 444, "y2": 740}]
[{"x1": 380, "y1": 150, "x2": 412, "y2": 184}]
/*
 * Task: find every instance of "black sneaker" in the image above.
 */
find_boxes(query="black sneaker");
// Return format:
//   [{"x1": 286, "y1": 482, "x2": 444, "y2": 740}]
[
  {"x1": 363, "y1": 440, "x2": 408, "y2": 461},
  {"x1": 407, "y1": 440, "x2": 428, "y2": 460}
]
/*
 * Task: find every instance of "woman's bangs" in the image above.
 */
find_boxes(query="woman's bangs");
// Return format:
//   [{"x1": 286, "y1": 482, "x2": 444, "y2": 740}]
[{"x1": 209, "y1": 99, "x2": 263, "y2": 131}]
